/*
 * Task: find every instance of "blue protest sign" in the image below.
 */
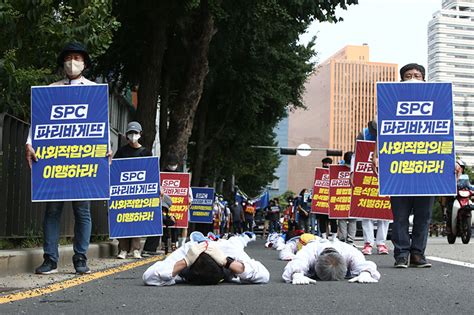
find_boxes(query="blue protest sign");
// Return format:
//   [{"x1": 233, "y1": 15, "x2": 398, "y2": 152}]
[
  {"x1": 31, "y1": 84, "x2": 110, "y2": 201},
  {"x1": 377, "y1": 82, "x2": 456, "y2": 196},
  {"x1": 108, "y1": 157, "x2": 162, "y2": 238},
  {"x1": 189, "y1": 187, "x2": 215, "y2": 223}
]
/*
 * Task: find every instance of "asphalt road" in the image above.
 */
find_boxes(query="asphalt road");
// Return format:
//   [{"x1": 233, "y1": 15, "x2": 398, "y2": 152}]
[{"x1": 1, "y1": 238, "x2": 473, "y2": 314}]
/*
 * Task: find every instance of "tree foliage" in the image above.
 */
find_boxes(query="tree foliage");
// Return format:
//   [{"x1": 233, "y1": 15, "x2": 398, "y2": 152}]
[
  {"x1": 188, "y1": 0, "x2": 357, "y2": 196},
  {"x1": 0, "y1": 0, "x2": 359, "y2": 196},
  {"x1": 0, "y1": 0, "x2": 119, "y2": 120}
]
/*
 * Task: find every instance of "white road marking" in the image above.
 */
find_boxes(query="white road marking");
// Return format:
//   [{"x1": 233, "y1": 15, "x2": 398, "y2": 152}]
[{"x1": 426, "y1": 256, "x2": 474, "y2": 268}]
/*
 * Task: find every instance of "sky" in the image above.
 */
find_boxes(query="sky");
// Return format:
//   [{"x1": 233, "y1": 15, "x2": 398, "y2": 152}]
[{"x1": 299, "y1": 0, "x2": 443, "y2": 69}]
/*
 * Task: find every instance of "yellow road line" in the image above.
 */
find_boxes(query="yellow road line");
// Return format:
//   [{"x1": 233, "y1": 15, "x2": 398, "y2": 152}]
[{"x1": 0, "y1": 255, "x2": 164, "y2": 304}]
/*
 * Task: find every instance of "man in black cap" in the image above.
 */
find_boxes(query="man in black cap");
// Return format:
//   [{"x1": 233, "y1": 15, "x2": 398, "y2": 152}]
[{"x1": 25, "y1": 42, "x2": 105, "y2": 275}]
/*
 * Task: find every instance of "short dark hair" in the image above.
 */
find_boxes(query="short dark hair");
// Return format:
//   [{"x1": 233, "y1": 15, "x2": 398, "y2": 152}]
[
  {"x1": 343, "y1": 151, "x2": 353, "y2": 165},
  {"x1": 181, "y1": 253, "x2": 225, "y2": 285},
  {"x1": 322, "y1": 157, "x2": 333, "y2": 164},
  {"x1": 400, "y1": 63, "x2": 425, "y2": 81}
]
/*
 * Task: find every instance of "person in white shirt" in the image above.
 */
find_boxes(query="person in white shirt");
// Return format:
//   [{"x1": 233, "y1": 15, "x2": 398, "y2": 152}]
[
  {"x1": 282, "y1": 238, "x2": 380, "y2": 284},
  {"x1": 143, "y1": 232, "x2": 269, "y2": 286},
  {"x1": 279, "y1": 233, "x2": 318, "y2": 261}
]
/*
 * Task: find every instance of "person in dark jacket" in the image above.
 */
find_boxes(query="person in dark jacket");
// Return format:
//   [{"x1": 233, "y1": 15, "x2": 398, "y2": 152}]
[{"x1": 114, "y1": 121, "x2": 152, "y2": 259}]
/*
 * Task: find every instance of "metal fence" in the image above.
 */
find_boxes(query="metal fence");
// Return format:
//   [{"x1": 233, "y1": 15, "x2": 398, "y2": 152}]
[
  {"x1": 0, "y1": 107, "x2": 129, "y2": 238},
  {"x1": 0, "y1": 113, "x2": 109, "y2": 238}
]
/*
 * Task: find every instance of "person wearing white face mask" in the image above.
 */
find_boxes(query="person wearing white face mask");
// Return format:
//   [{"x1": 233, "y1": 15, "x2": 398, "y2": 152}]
[
  {"x1": 26, "y1": 42, "x2": 112, "y2": 275},
  {"x1": 113, "y1": 121, "x2": 152, "y2": 259},
  {"x1": 113, "y1": 121, "x2": 151, "y2": 159}
]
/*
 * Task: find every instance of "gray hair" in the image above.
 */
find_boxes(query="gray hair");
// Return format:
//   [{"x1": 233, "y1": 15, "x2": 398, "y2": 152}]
[{"x1": 315, "y1": 252, "x2": 347, "y2": 281}]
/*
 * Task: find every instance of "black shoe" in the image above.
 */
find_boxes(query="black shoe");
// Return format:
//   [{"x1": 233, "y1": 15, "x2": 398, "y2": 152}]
[
  {"x1": 394, "y1": 256, "x2": 408, "y2": 268},
  {"x1": 410, "y1": 254, "x2": 432, "y2": 268},
  {"x1": 73, "y1": 254, "x2": 91, "y2": 274},
  {"x1": 35, "y1": 256, "x2": 58, "y2": 274}
]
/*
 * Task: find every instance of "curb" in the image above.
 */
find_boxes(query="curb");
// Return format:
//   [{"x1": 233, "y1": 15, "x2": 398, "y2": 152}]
[{"x1": 0, "y1": 242, "x2": 117, "y2": 276}]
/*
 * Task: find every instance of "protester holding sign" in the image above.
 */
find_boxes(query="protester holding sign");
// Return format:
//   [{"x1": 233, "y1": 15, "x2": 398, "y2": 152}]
[
  {"x1": 316, "y1": 158, "x2": 338, "y2": 239},
  {"x1": 377, "y1": 63, "x2": 453, "y2": 268},
  {"x1": 335, "y1": 152, "x2": 357, "y2": 245},
  {"x1": 113, "y1": 121, "x2": 152, "y2": 259},
  {"x1": 354, "y1": 121, "x2": 390, "y2": 256},
  {"x1": 143, "y1": 232, "x2": 269, "y2": 286},
  {"x1": 26, "y1": 43, "x2": 111, "y2": 275},
  {"x1": 282, "y1": 238, "x2": 380, "y2": 284}
]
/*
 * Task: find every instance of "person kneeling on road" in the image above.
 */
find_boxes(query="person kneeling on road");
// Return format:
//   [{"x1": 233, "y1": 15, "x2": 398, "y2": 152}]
[
  {"x1": 143, "y1": 233, "x2": 269, "y2": 286},
  {"x1": 282, "y1": 239, "x2": 380, "y2": 284}
]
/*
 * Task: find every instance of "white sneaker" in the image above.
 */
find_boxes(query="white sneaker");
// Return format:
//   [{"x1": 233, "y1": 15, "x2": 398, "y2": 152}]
[
  {"x1": 132, "y1": 250, "x2": 142, "y2": 259},
  {"x1": 117, "y1": 250, "x2": 127, "y2": 259}
]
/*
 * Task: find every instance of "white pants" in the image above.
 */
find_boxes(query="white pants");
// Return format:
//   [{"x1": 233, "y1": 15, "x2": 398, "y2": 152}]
[{"x1": 362, "y1": 219, "x2": 389, "y2": 245}]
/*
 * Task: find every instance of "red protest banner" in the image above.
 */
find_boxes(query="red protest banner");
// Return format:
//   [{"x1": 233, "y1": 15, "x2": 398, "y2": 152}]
[
  {"x1": 160, "y1": 172, "x2": 190, "y2": 228},
  {"x1": 311, "y1": 168, "x2": 329, "y2": 214},
  {"x1": 349, "y1": 141, "x2": 392, "y2": 221},
  {"x1": 328, "y1": 165, "x2": 351, "y2": 219}
]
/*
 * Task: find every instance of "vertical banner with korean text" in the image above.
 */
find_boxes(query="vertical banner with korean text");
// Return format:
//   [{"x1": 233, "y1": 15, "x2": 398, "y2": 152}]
[
  {"x1": 189, "y1": 187, "x2": 215, "y2": 224},
  {"x1": 349, "y1": 141, "x2": 392, "y2": 220},
  {"x1": 108, "y1": 157, "x2": 162, "y2": 238},
  {"x1": 161, "y1": 172, "x2": 190, "y2": 228},
  {"x1": 31, "y1": 85, "x2": 110, "y2": 201},
  {"x1": 377, "y1": 82, "x2": 456, "y2": 196},
  {"x1": 328, "y1": 165, "x2": 351, "y2": 219},
  {"x1": 311, "y1": 168, "x2": 330, "y2": 215}
]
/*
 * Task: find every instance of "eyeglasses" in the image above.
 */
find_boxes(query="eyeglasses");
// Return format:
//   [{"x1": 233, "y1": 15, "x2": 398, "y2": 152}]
[{"x1": 403, "y1": 73, "x2": 423, "y2": 80}]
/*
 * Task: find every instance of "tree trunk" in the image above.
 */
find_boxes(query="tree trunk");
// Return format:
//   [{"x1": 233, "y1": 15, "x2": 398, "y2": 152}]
[
  {"x1": 191, "y1": 97, "x2": 209, "y2": 186},
  {"x1": 159, "y1": 68, "x2": 170, "y2": 163},
  {"x1": 136, "y1": 15, "x2": 168, "y2": 150},
  {"x1": 162, "y1": 0, "x2": 216, "y2": 165}
]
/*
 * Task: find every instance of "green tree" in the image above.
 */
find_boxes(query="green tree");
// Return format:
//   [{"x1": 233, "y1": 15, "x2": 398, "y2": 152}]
[
  {"x1": 98, "y1": 0, "x2": 358, "y2": 171},
  {"x1": 0, "y1": 0, "x2": 119, "y2": 120},
  {"x1": 188, "y1": 0, "x2": 357, "y2": 194}
]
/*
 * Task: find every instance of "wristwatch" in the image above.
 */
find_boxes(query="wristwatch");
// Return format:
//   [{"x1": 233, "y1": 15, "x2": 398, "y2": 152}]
[{"x1": 224, "y1": 256, "x2": 235, "y2": 269}]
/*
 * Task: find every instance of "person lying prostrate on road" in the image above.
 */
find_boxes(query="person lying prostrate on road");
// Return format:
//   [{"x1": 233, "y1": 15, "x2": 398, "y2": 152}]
[
  {"x1": 279, "y1": 233, "x2": 318, "y2": 261},
  {"x1": 143, "y1": 232, "x2": 269, "y2": 286},
  {"x1": 282, "y1": 238, "x2": 380, "y2": 284}
]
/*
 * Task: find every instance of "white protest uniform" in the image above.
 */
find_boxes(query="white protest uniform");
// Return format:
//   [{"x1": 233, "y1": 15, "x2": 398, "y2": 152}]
[
  {"x1": 26, "y1": 76, "x2": 96, "y2": 145},
  {"x1": 279, "y1": 238, "x2": 298, "y2": 261},
  {"x1": 278, "y1": 236, "x2": 318, "y2": 261},
  {"x1": 282, "y1": 238, "x2": 380, "y2": 283},
  {"x1": 143, "y1": 235, "x2": 270, "y2": 286}
]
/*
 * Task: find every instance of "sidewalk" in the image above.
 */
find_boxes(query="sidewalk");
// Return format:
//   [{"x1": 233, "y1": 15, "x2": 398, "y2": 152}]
[{"x1": 0, "y1": 240, "x2": 137, "y2": 294}]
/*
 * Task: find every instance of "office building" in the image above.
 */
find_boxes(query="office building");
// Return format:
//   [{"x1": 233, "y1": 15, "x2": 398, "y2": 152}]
[
  {"x1": 286, "y1": 45, "x2": 398, "y2": 192},
  {"x1": 428, "y1": 0, "x2": 474, "y2": 165}
]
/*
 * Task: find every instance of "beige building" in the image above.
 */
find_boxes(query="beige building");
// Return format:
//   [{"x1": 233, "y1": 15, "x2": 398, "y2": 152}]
[{"x1": 287, "y1": 45, "x2": 398, "y2": 192}]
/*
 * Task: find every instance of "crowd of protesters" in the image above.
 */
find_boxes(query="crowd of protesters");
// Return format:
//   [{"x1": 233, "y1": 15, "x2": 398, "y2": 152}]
[{"x1": 25, "y1": 47, "x2": 454, "y2": 279}]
